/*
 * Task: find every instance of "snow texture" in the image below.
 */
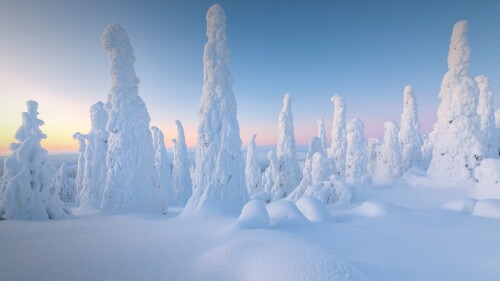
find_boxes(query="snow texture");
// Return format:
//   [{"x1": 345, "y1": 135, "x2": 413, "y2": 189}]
[
  {"x1": 295, "y1": 196, "x2": 333, "y2": 222},
  {"x1": 0, "y1": 101, "x2": 69, "y2": 219},
  {"x1": 151, "y1": 126, "x2": 175, "y2": 206},
  {"x1": 346, "y1": 118, "x2": 367, "y2": 185},
  {"x1": 171, "y1": 120, "x2": 192, "y2": 206},
  {"x1": 428, "y1": 20, "x2": 484, "y2": 182},
  {"x1": 55, "y1": 163, "x2": 77, "y2": 203},
  {"x1": 475, "y1": 75, "x2": 497, "y2": 158},
  {"x1": 186, "y1": 4, "x2": 249, "y2": 216},
  {"x1": 373, "y1": 122, "x2": 402, "y2": 184},
  {"x1": 329, "y1": 95, "x2": 347, "y2": 177},
  {"x1": 77, "y1": 102, "x2": 109, "y2": 209},
  {"x1": 245, "y1": 134, "x2": 263, "y2": 196},
  {"x1": 474, "y1": 158, "x2": 500, "y2": 187},
  {"x1": 398, "y1": 85, "x2": 423, "y2": 172},
  {"x1": 317, "y1": 118, "x2": 328, "y2": 151},
  {"x1": 100, "y1": 23, "x2": 166, "y2": 214},
  {"x1": 272, "y1": 93, "x2": 302, "y2": 200}
]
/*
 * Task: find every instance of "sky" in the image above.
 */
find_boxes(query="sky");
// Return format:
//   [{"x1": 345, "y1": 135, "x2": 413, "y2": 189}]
[{"x1": 0, "y1": 0, "x2": 499, "y2": 155}]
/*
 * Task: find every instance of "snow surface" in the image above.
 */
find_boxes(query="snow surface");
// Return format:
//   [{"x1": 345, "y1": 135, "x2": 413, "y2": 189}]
[{"x1": 3, "y1": 177, "x2": 500, "y2": 281}]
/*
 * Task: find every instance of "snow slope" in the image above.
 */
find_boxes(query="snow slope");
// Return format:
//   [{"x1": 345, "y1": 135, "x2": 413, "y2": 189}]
[{"x1": 2, "y1": 179, "x2": 500, "y2": 281}]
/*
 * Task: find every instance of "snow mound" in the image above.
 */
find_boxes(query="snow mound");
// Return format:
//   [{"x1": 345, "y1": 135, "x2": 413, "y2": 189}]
[
  {"x1": 473, "y1": 199, "x2": 500, "y2": 219},
  {"x1": 234, "y1": 200, "x2": 270, "y2": 229},
  {"x1": 197, "y1": 234, "x2": 368, "y2": 281},
  {"x1": 353, "y1": 201, "x2": 399, "y2": 217},
  {"x1": 399, "y1": 167, "x2": 431, "y2": 187},
  {"x1": 295, "y1": 196, "x2": 333, "y2": 222},
  {"x1": 266, "y1": 200, "x2": 308, "y2": 226},
  {"x1": 442, "y1": 198, "x2": 477, "y2": 214}
]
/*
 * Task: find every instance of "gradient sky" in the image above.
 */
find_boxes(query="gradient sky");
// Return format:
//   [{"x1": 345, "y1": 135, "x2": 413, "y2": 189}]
[{"x1": 0, "y1": 0, "x2": 499, "y2": 155}]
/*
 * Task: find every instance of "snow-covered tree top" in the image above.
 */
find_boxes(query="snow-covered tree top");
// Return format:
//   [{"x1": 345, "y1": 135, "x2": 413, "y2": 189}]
[
  {"x1": 384, "y1": 121, "x2": 399, "y2": 141},
  {"x1": 331, "y1": 95, "x2": 345, "y2": 113},
  {"x1": 277, "y1": 93, "x2": 296, "y2": 158},
  {"x1": 90, "y1": 102, "x2": 108, "y2": 129},
  {"x1": 101, "y1": 23, "x2": 140, "y2": 90},
  {"x1": 403, "y1": 85, "x2": 415, "y2": 107},
  {"x1": 151, "y1": 126, "x2": 165, "y2": 146},
  {"x1": 249, "y1": 133, "x2": 257, "y2": 147},
  {"x1": 347, "y1": 118, "x2": 364, "y2": 133},
  {"x1": 72, "y1": 132, "x2": 86, "y2": 153},
  {"x1": 206, "y1": 4, "x2": 226, "y2": 41},
  {"x1": 14, "y1": 100, "x2": 46, "y2": 143},
  {"x1": 447, "y1": 20, "x2": 470, "y2": 76}
]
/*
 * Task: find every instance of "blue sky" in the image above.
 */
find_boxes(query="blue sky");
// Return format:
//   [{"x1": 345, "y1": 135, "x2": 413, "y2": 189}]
[{"x1": 0, "y1": 0, "x2": 499, "y2": 153}]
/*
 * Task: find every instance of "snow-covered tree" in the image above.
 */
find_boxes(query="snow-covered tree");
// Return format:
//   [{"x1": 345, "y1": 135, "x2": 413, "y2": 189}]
[
  {"x1": 373, "y1": 122, "x2": 402, "y2": 183},
  {"x1": 245, "y1": 134, "x2": 262, "y2": 196},
  {"x1": 366, "y1": 137, "x2": 381, "y2": 176},
  {"x1": 72, "y1": 132, "x2": 86, "y2": 194},
  {"x1": 0, "y1": 101, "x2": 70, "y2": 219},
  {"x1": 476, "y1": 75, "x2": 496, "y2": 158},
  {"x1": 496, "y1": 110, "x2": 500, "y2": 157},
  {"x1": 100, "y1": 23, "x2": 166, "y2": 214},
  {"x1": 172, "y1": 120, "x2": 192, "y2": 206},
  {"x1": 151, "y1": 126, "x2": 175, "y2": 206},
  {"x1": 77, "y1": 102, "x2": 109, "y2": 209},
  {"x1": 317, "y1": 118, "x2": 328, "y2": 151},
  {"x1": 329, "y1": 95, "x2": 347, "y2": 177},
  {"x1": 421, "y1": 127, "x2": 437, "y2": 170},
  {"x1": 346, "y1": 118, "x2": 367, "y2": 185},
  {"x1": 55, "y1": 163, "x2": 77, "y2": 203},
  {"x1": 262, "y1": 150, "x2": 278, "y2": 194},
  {"x1": 272, "y1": 93, "x2": 302, "y2": 200},
  {"x1": 398, "y1": 85, "x2": 423, "y2": 172},
  {"x1": 186, "y1": 4, "x2": 249, "y2": 215},
  {"x1": 303, "y1": 137, "x2": 330, "y2": 185},
  {"x1": 428, "y1": 20, "x2": 484, "y2": 182}
]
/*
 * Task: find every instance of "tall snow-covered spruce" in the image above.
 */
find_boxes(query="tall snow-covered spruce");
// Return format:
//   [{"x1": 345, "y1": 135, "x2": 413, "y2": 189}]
[
  {"x1": 272, "y1": 93, "x2": 302, "y2": 200},
  {"x1": 185, "y1": 4, "x2": 249, "y2": 215},
  {"x1": 77, "y1": 102, "x2": 109, "y2": 209},
  {"x1": 72, "y1": 132, "x2": 86, "y2": 195},
  {"x1": 100, "y1": 23, "x2": 166, "y2": 214},
  {"x1": 329, "y1": 95, "x2": 347, "y2": 177},
  {"x1": 373, "y1": 122, "x2": 402, "y2": 184},
  {"x1": 172, "y1": 120, "x2": 192, "y2": 206},
  {"x1": 317, "y1": 118, "x2": 328, "y2": 151},
  {"x1": 346, "y1": 118, "x2": 367, "y2": 185},
  {"x1": 151, "y1": 126, "x2": 175, "y2": 206},
  {"x1": 398, "y1": 85, "x2": 423, "y2": 172},
  {"x1": 0, "y1": 101, "x2": 69, "y2": 219},
  {"x1": 245, "y1": 134, "x2": 262, "y2": 196},
  {"x1": 427, "y1": 20, "x2": 483, "y2": 181},
  {"x1": 475, "y1": 75, "x2": 496, "y2": 159}
]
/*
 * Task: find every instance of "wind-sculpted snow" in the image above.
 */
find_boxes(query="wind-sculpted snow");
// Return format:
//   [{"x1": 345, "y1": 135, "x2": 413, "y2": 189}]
[
  {"x1": 329, "y1": 95, "x2": 347, "y2": 177},
  {"x1": 186, "y1": 4, "x2": 249, "y2": 216},
  {"x1": 0, "y1": 101, "x2": 70, "y2": 219},
  {"x1": 428, "y1": 20, "x2": 483, "y2": 182},
  {"x1": 100, "y1": 23, "x2": 166, "y2": 214},
  {"x1": 172, "y1": 120, "x2": 192, "y2": 206},
  {"x1": 398, "y1": 85, "x2": 423, "y2": 172}
]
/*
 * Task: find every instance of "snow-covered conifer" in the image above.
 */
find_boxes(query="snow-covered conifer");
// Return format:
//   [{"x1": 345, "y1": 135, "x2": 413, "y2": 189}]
[
  {"x1": 329, "y1": 95, "x2": 347, "y2": 177},
  {"x1": 428, "y1": 21, "x2": 483, "y2": 181},
  {"x1": 317, "y1": 118, "x2": 328, "y2": 151},
  {"x1": 398, "y1": 85, "x2": 423, "y2": 172},
  {"x1": 0, "y1": 101, "x2": 69, "y2": 219},
  {"x1": 346, "y1": 118, "x2": 367, "y2": 185},
  {"x1": 303, "y1": 137, "x2": 330, "y2": 185},
  {"x1": 55, "y1": 163, "x2": 77, "y2": 203},
  {"x1": 151, "y1": 126, "x2": 175, "y2": 206},
  {"x1": 373, "y1": 122, "x2": 402, "y2": 183},
  {"x1": 366, "y1": 137, "x2": 381, "y2": 176},
  {"x1": 496, "y1": 110, "x2": 500, "y2": 157},
  {"x1": 262, "y1": 151, "x2": 278, "y2": 194},
  {"x1": 100, "y1": 24, "x2": 166, "y2": 214},
  {"x1": 72, "y1": 132, "x2": 86, "y2": 194},
  {"x1": 172, "y1": 120, "x2": 192, "y2": 206},
  {"x1": 245, "y1": 134, "x2": 262, "y2": 196},
  {"x1": 186, "y1": 4, "x2": 249, "y2": 215},
  {"x1": 476, "y1": 75, "x2": 496, "y2": 158},
  {"x1": 272, "y1": 93, "x2": 302, "y2": 200},
  {"x1": 77, "y1": 102, "x2": 108, "y2": 209}
]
